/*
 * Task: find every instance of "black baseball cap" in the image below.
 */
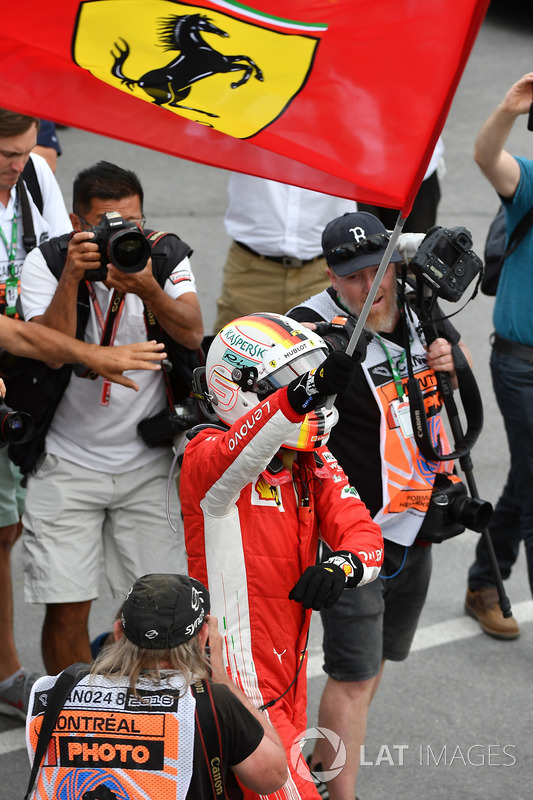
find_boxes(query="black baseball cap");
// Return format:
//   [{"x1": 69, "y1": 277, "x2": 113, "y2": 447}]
[
  {"x1": 322, "y1": 211, "x2": 402, "y2": 277},
  {"x1": 121, "y1": 573, "x2": 210, "y2": 649}
]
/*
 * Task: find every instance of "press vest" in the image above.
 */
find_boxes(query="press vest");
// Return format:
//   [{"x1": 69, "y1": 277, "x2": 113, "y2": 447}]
[{"x1": 297, "y1": 289, "x2": 453, "y2": 546}]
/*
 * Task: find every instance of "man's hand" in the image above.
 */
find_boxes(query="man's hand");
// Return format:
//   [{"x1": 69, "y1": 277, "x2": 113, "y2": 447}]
[
  {"x1": 500, "y1": 72, "x2": 533, "y2": 117},
  {"x1": 425, "y1": 337, "x2": 456, "y2": 374},
  {"x1": 286, "y1": 351, "x2": 355, "y2": 414},
  {"x1": 289, "y1": 562, "x2": 345, "y2": 610},
  {"x1": 425, "y1": 337, "x2": 472, "y2": 389},
  {"x1": 104, "y1": 257, "x2": 158, "y2": 299},
  {"x1": 82, "y1": 340, "x2": 166, "y2": 390},
  {"x1": 65, "y1": 231, "x2": 101, "y2": 281},
  {"x1": 106, "y1": 258, "x2": 204, "y2": 350},
  {"x1": 289, "y1": 550, "x2": 364, "y2": 610},
  {"x1": 205, "y1": 614, "x2": 229, "y2": 685}
]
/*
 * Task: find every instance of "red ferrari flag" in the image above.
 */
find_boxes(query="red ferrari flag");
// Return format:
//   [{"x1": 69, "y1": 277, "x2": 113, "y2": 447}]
[{"x1": 0, "y1": 0, "x2": 489, "y2": 213}]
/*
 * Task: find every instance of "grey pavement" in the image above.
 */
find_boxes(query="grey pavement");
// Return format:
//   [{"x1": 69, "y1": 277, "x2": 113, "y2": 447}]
[{"x1": 2, "y1": 2, "x2": 533, "y2": 798}]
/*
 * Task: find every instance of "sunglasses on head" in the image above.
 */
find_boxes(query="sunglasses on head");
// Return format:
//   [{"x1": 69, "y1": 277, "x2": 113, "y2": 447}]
[{"x1": 327, "y1": 234, "x2": 390, "y2": 263}]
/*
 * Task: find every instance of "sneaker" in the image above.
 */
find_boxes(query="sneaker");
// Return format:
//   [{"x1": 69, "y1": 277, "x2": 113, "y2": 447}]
[
  {"x1": 465, "y1": 587, "x2": 520, "y2": 640},
  {"x1": 306, "y1": 756, "x2": 329, "y2": 800},
  {"x1": 0, "y1": 668, "x2": 41, "y2": 721}
]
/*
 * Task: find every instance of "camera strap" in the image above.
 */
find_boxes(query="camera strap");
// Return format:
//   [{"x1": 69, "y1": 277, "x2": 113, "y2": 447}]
[
  {"x1": 25, "y1": 663, "x2": 90, "y2": 800},
  {"x1": 16, "y1": 174, "x2": 37, "y2": 253},
  {"x1": 401, "y1": 301, "x2": 483, "y2": 462},
  {"x1": 74, "y1": 286, "x2": 126, "y2": 379},
  {"x1": 143, "y1": 302, "x2": 175, "y2": 409},
  {"x1": 191, "y1": 679, "x2": 230, "y2": 800}
]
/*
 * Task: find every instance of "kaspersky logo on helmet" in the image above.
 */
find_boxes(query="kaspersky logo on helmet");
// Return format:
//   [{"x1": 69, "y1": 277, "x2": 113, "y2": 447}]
[{"x1": 221, "y1": 328, "x2": 268, "y2": 360}]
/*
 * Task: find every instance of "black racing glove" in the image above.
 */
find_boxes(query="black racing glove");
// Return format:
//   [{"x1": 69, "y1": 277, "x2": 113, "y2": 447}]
[
  {"x1": 286, "y1": 351, "x2": 355, "y2": 415},
  {"x1": 289, "y1": 550, "x2": 364, "y2": 610}
]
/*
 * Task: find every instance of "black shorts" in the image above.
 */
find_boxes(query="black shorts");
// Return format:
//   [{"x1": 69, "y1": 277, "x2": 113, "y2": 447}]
[{"x1": 320, "y1": 540, "x2": 432, "y2": 681}]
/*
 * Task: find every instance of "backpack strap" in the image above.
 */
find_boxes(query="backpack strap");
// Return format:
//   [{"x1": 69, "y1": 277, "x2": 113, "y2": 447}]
[
  {"x1": 191, "y1": 679, "x2": 228, "y2": 800},
  {"x1": 24, "y1": 663, "x2": 91, "y2": 800},
  {"x1": 21, "y1": 158, "x2": 43, "y2": 215},
  {"x1": 17, "y1": 158, "x2": 44, "y2": 253},
  {"x1": 17, "y1": 176, "x2": 38, "y2": 253},
  {"x1": 39, "y1": 234, "x2": 91, "y2": 337},
  {"x1": 145, "y1": 229, "x2": 193, "y2": 284},
  {"x1": 142, "y1": 229, "x2": 203, "y2": 406},
  {"x1": 504, "y1": 205, "x2": 533, "y2": 258}
]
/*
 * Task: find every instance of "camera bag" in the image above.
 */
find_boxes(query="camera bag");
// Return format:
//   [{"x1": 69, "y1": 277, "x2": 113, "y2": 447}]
[{"x1": 482, "y1": 203, "x2": 533, "y2": 296}]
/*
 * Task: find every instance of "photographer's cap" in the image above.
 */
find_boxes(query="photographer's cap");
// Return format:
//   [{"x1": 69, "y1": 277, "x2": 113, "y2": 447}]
[
  {"x1": 121, "y1": 573, "x2": 210, "y2": 649},
  {"x1": 322, "y1": 212, "x2": 402, "y2": 277}
]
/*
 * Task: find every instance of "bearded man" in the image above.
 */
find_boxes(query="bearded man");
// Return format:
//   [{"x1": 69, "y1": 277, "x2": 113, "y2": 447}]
[{"x1": 288, "y1": 211, "x2": 472, "y2": 800}]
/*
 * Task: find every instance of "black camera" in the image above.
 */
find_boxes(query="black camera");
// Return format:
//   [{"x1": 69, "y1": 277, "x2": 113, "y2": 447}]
[
  {"x1": 417, "y1": 473, "x2": 493, "y2": 543},
  {"x1": 0, "y1": 399, "x2": 34, "y2": 447},
  {"x1": 408, "y1": 226, "x2": 483, "y2": 302},
  {"x1": 85, "y1": 212, "x2": 152, "y2": 282},
  {"x1": 137, "y1": 398, "x2": 198, "y2": 447},
  {"x1": 313, "y1": 316, "x2": 369, "y2": 363}
]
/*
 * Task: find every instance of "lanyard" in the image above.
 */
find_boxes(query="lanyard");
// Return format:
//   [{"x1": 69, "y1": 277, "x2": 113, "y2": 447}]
[
  {"x1": 86, "y1": 282, "x2": 125, "y2": 346},
  {"x1": 374, "y1": 334, "x2": 407, "y2": 400},
  {"x1": 334, "y1": 291, "x2": 407, "y2": 398},
  {"x1": 0, "y1": 193, "x2": 19, "y2": 277},
  {"x1": 74, "y1": 284, "x2": 126, "y2": 398}
]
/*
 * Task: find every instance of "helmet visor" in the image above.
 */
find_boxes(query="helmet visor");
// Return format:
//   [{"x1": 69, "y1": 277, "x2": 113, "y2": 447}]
[{"x1": 265, "y1": 347, "x2": 328, "y2": 391}]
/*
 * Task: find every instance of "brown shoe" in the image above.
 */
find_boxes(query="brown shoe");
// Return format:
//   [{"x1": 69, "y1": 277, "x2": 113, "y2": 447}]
[{"x1": 465, "y1": 587, "x2": 520, "y2": 640}]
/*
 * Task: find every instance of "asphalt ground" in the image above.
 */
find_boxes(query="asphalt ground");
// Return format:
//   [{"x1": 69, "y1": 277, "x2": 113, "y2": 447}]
[{"x1": 1, "y1": 2, "x2": 533, "y2": 798}]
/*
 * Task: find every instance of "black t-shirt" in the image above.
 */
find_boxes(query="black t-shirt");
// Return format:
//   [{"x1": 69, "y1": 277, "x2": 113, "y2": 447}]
[
  {"x1": 187, "y1": 682, "x2": 264, "y2": 800},
  {"x1": 289, "y1": 286, "x2": 460, "y2": 516}
]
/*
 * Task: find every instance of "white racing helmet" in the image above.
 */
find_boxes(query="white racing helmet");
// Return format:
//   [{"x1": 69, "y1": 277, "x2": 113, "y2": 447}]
[{"x1": 205, "y1": 312, "x2": 339, "y2": 450}]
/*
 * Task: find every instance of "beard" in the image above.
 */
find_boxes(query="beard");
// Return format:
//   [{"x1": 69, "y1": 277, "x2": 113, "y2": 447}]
[{"x1": 337, "y1": 282, "x2": 399, "y2": 334}]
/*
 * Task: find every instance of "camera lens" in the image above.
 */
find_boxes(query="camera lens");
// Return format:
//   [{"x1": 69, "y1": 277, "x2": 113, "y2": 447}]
[
  {"x1": 0, "y1": 409, "x2": 34, "y2": 444},
  {"x1": 449, "y1": 495, "x2": 493, "y2": 532},
  {"x1": 108, "y1": 230, "x2": 151, "y2": 273}
]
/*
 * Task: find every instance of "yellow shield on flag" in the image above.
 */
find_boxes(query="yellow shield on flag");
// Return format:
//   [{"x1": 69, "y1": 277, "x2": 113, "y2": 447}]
[{"x1": 72, "y1": 0, "x2": 324, "y2": 138}]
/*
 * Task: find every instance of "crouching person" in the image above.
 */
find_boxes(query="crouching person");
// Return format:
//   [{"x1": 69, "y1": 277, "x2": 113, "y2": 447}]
[{"x1": 25, "y1": 573, "x2": 287, "y2": 799}]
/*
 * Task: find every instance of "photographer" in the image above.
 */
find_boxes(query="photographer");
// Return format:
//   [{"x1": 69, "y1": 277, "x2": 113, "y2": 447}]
[
  {"x1": 288, "y1": 211, "x2": 472, "y2": 800},
  {"x1": 18, "y1": 161, "x2": 204, "y2": 675},
  {"x1": 26, "y1": 573, "x2": 288, "y2": 799}
]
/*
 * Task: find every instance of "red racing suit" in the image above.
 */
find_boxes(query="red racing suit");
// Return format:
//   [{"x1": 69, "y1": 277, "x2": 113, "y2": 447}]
[{"x1": 181, "y1": 387, "x2": 383, "y2": 800}]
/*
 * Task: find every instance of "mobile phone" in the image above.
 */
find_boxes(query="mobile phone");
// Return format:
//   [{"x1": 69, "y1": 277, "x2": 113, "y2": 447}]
[{"x1": 528, "y1": 103, "x2": 533, "y2": 132}]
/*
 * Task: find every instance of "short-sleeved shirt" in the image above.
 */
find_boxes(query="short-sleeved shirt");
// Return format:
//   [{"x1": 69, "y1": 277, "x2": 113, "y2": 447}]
[
  {"x1": 0, "y1": 153, "x2": 70, "y2": 313},
  {"x1": 493, "y1": 155, "x2": 533, "y2": 346}
]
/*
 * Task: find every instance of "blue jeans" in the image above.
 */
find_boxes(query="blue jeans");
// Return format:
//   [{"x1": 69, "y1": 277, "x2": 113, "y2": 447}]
[{"x1": 468, "y1": 348, "x2": 533, "y2": 594}]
